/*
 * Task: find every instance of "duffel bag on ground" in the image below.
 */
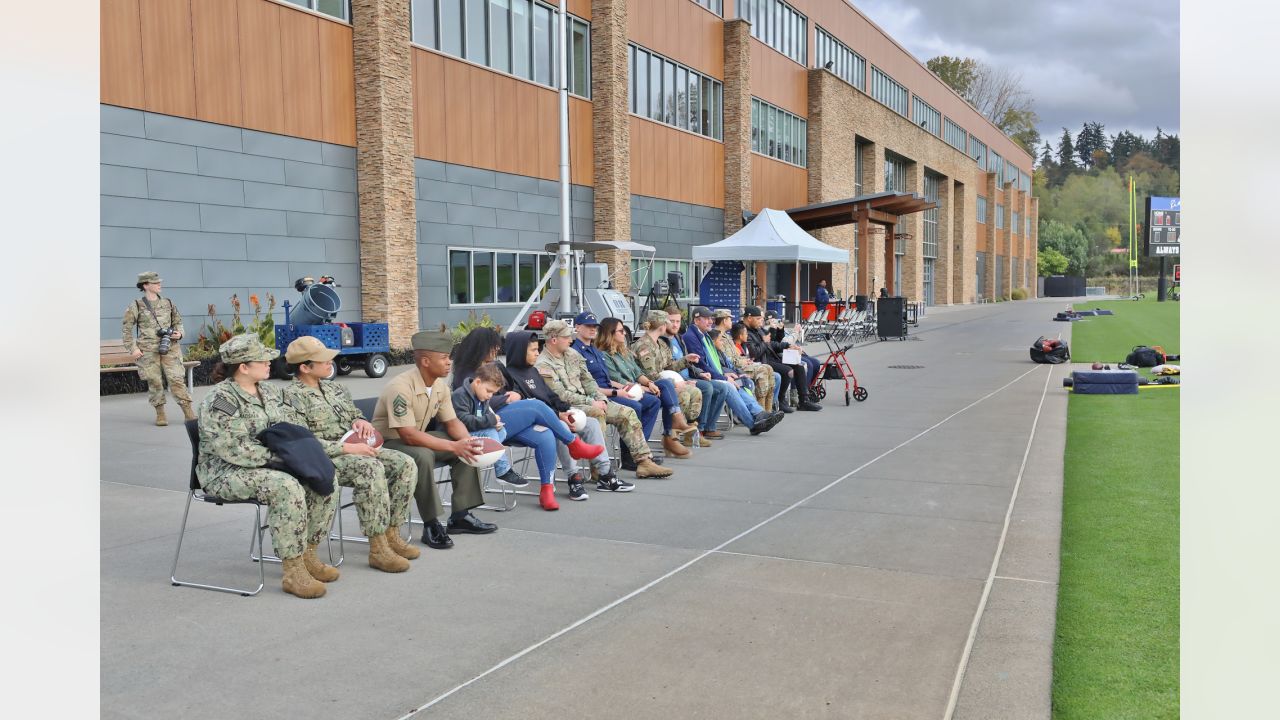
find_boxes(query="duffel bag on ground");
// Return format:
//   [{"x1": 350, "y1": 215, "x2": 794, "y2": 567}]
[{"x1": 1030, "y1": 336, "x2": 1071, "y2": 364}]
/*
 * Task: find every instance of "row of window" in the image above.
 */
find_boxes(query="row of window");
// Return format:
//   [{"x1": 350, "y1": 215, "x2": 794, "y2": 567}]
[
  {"x1": 814, "y1": 27, "x2": 865, "y2": 92},
  {"x1": 871, "y1": 66, "x2": 909, "y2": 118},
  {"x1": 1012, "y1": 211, "x2": 1020, "y2": 235},
  {"x1": 629, "y1": 44, "x2": 724, "y2": 140},
  {"x1": 976, "y1": 195, "x2": 988, "y2": 224},
  {"x1": 449, "y1": 248, "x2": 552, "y2": 305},
  {"x1": 410, "y1": 0, "x2": 590, "y2": 98},
  {"x1": 689, "y1": 0, "x2": 723, "y2": 15},
  {"x1": 751, "y1": 98, "x2": 807, "y2": 167},
  {"x1": 885, "y1": 153, "x2": 908, "y2": 246},
  {"x1": 283, "y1": 0, "x2": 348, "y2": 21},
  {"x1": 922, "y1": 173, "x2": 940, "y2": 259},
  {"x1": 912, "y1": 96, "x2": 941, "y2": 137},
  {"x1": 995, "y1": 203, "x2": 1005, "y2": 229},
  {"x1": 739, "y1": 0, "x2": 807, "y2": 65},
  {"x1": 944, "y1": 118, "x2": 966, "y2": 153}
]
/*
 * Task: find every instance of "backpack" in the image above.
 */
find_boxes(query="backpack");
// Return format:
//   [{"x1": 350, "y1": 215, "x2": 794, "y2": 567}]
[
  {"x1": 1125, "y1": 345, "x2": 1166, "y2": 368},
  {"x1": 1030, "y1": 336, "x2": 1070, "y2": 364}
]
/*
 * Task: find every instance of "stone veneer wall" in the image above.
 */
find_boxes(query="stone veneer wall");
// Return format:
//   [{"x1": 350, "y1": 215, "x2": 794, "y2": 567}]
[
  {"x1": 589, "y1": 0, "x2": 632, "y2": 290},
  {"x1": 415, "y1": 159, "x2": 594, "y2": 328},
  {"x1": 100, "y1": 105, "x2": 360, "y2": 340}
]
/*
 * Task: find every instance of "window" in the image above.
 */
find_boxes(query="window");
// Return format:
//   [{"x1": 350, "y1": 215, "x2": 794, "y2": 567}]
[
  {"x1": 922, "y1": 173, "x2": 940, "y2": 259},
  {"x1": 629, "y1": 43, "x2": 723, "y2": 140},
  {"x1": 885, "y1": 153, "x2": 908, "y2": 248},
  {"x1": 449, "y1": 248, "x2": 554, "y2": 306},
  {"x1": 1012, "y1": 211, "x2": 1020, "y2": 235},
  {"x1": 990, "y1": 151, "x2": 1004, "y2": 185},
  {"x1": 854, "y1": 141, "x2": 865, "y2": 196},
  {"x1": 912, "y1": 96, "x2": 941, "y2": 137},
  {"x1": 995, "y1": 203, "x2": 1005, "y2": 230},
  {"x1": 738, "y1": 0, "x2": 806, "y2": 64},
  {"x1": 689, "y1": 0, "x2": 722, "y2": 15},
  {"x1": 871, "y1": 66, "x2": 908, "y2": 117},
  {"x1": 969, "y1": 136, "x2": 987, "y2": 168},
  {"x1": 1026, "y1": 215, "x2": 1032, "y2": 236},
  {"x1": 283, "y1": 0, "x2": 349, "y2": 21},
  {"x1": 814, "y1": 27, "x2": 864, "y2": 91},
  {"x1": 411, "y1": 0, "x2": 590, "y2": 98},
  {"x1": 751, "y1": 98, "x2": 806, "y2": 167},
  {"x1": 944, "y1": 118, "x2": 966, "y2": 152},
  {"x1": 976, "y1": 195, "x2": 987, "y2": 223}
]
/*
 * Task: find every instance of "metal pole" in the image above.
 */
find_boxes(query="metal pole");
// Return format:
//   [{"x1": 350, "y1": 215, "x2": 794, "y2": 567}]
[
  {"x1": 794, "y1": 261, "x2": 800, "y2": 323},
  {"x1": 556, "y1": 0, "x2": 572, "y2": 316}
]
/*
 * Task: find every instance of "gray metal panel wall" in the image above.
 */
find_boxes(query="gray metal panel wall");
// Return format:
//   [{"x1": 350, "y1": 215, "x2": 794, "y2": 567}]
[{"x1": 100, "y1": 104, "x2": 361, "y2": 341}]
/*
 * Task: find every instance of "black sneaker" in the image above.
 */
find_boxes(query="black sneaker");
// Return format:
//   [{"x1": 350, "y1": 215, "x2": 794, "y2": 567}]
[
  {"x1": 496, "y1": 468, "x2": 530, "y2": 487},
  {"x1": 596, "y1": 471, "x2": 635, "y2": 493},
  {"x1": 567, "y1": 474, "x2": 589, "y2": 501}
]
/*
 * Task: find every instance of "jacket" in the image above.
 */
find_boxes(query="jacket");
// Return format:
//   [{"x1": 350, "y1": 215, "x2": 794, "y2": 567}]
[
  {"x1": 256, "y1": 421, "x2": 336, "y2": 495},
  {"x1": 744, "y1": 324, "x2": 791, "y2": 365},
  {"x1": 450, "y1": 381, "x2": 500, "y2": 432},
  {"x1": 682, "y1": 325, "x2": 729, "y2": 381},
  {"x1": 500, "y1": 331, "x2": 571, "y2": 413},
  {"x1": 570, "y1": 338, "x2": 613, "y2": 389},
  {"x1": 602, "y1": 348, "x2": 646, "y2": 385}
]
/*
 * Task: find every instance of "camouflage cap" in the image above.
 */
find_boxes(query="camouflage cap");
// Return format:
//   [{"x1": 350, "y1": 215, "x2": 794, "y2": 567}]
[
  {"x1": 643, "y1": 310, "x2": 670, "y2": 329},
  {"x1": 712, "y1": 308, "x2": 733, "y2": 320},
  {"x1": 137, "y1": 271, "x2": 162, "y2": 284},
  {"x1": 542, "y1": 319, "x2": 572, "y2": 339},
  {"x1": 411, "y1": 331, "x2": 455, "y2": 354},
  {"x1": 285, "y1": 335, "x2": 339, "y2": 364},
  {"x1": 219, "y1": 333, "x2": 280, "y2": 364}
]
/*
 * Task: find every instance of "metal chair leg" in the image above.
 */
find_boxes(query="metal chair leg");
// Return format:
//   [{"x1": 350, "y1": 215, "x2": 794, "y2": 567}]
[{"x1": 170, "y1": 491, "x2": 267, "y2": 597}]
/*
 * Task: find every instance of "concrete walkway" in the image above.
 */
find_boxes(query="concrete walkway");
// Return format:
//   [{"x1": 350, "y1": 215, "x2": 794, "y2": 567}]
[{"x1": 101, "y1": 298, "x2": 1073, "y2": 719}]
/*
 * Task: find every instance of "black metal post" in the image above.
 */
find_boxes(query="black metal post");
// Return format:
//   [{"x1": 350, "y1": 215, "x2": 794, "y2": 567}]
[{"x1": 1157, "y1": 257, "x2": 1167, "y2": 301}]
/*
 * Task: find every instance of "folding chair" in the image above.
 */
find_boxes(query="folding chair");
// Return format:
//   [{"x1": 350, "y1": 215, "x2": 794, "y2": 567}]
[{"x1": 170, "y1": 420, "x2": 344, "y2": 596}]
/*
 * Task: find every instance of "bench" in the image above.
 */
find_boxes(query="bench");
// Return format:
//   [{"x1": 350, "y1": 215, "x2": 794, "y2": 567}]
[{"x1": 101, "y1": 339, "x2": 199, "y2": 388}]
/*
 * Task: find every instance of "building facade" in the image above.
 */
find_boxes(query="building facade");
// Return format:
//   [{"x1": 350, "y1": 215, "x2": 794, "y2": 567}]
[{"x1": 100, "y1": 0, "x2": 1037, "y2": 344}]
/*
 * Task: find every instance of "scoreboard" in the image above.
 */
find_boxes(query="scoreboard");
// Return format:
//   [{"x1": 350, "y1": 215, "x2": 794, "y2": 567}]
[{"x1": 1144, "y1": 196, "x2": 1180, "y2": 257}]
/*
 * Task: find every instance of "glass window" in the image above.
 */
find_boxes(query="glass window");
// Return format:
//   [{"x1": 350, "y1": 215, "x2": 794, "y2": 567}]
[
  {"x1": 532, "y1": 3, "x2": 551, "y2": 85},
  {"x1": 676, "y1": 66, "x2": 688, "y2": 130},
  {"x1": 411, "y1": 0, "x2": 436, "y2": 48},
  {"x1": 629, "y1": 43, "x2": 722, "y2": 140},
  {"x1": 766, "y1": 106, "x2": 775, "y2": 156},
  {"x1": 450, "y1": 250, "x2": 471, "y2": 304},
  {"x1": 649, "y1": 53, "x2": 662, "y2": 121},
  {"x1": 663, "y1": 60, "x2": 676, "y2": 125},
  {"x1": 473, "y1": 251, "x2": 494, "y2": 303},
  {"x1": 440, "y1": 0, "x2": 463, "y2": 57},
  {"x1": 495, "y1": 252, "x2": 516, "y2": 302},
  {"x1": 465, "y1": 0, "x2": 487, "y2": 63},
  {"x1": 512, "y1": 0, "x2": 530, "y2": 78},
  {"x1": 490, "y1": 0, "x2": 510, "y2": 72},
  {"x1": 519, "y1": 254, "x2": 538, "y2": 301},
  {"x1": 688, "y1": 72, "x2": 701, "y2": 134},
  {"x1": 570, "y1": 18, "x2": 589, "y2": 97},
  {"x1": 316, "y1": 0, "x2": 348, "y2": 20},
  {"x1": 750, "y1": 99, "x2": 759, "y2": 152},
  {"x1": 750, "y1": 97, "x2": 805, "y2": 167}
]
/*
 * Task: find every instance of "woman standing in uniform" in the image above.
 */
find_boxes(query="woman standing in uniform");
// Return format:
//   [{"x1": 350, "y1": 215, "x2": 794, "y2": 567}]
[
  {"x1": 121, "y1": 271, "x2": 195, "y2": 426},
  {"x1": 196, "y1": 334, "x2": 336, "y2": 599}
]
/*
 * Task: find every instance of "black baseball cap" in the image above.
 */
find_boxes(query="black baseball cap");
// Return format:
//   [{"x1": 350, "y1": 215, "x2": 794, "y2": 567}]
[
  {"x1": 742, "y1": 306, "x2": 763, "y2": 317},
  {"x1": 690, "y1": 306, "x2": 713, "y2": 319}
]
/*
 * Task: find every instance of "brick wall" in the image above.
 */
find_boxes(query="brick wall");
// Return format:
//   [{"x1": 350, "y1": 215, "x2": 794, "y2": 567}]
[{"x1": 100, "y1": 104, "x2": 360, "y2": 340}]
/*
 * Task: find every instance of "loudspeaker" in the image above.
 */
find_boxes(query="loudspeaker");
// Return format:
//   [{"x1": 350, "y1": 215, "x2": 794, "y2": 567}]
[
  {"x1": 876, "y1": 296, "x2": 907, "y2": 339},
  {"x1": 855, "y1": 294, "x2": 868, "y2": 312}
]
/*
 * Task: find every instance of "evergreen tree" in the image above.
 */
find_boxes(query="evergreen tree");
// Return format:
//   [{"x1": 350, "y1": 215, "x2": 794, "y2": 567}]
[
  {"x1": 1038, "y1": 141, "x2": 1055, "y2": 169},
  {"x1": 1056, "y1": 128, "x2": 1076, "y2": 170}
]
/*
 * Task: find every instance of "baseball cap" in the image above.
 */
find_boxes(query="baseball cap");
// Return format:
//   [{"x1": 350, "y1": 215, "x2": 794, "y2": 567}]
[
  {"x1": 285, "y1": 335, "x2": 340, "y2": 364},
  {"x1": 742, "y1": 306, "x2": 763, "y2": 317},
  {"x1": 690, "y1": 306, "x2": 712, "y2": 319},
  {"x1": 573, "y1": 311, "x2": 599, "y2": 326}
]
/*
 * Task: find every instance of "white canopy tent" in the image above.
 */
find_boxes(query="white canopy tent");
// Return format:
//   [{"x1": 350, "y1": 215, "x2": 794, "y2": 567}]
[{"x1": 692, "y1": 208, "x2": 847, "y2": 319}]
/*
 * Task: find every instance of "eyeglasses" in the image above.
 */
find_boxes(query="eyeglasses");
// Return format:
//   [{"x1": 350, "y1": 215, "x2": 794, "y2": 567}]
[{"x1": 614, "y1": 329, "x2": 626, "y2": 335}]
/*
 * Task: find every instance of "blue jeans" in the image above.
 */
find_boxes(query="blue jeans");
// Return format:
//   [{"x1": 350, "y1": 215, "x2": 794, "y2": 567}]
[
  {"x1": 494, "y1": 399, "x2": 576, "y2": 485},
  {"x1": 772, "y1": 372, "x2": 782, "y2": 404},
  {"x1": 469, "y1": 427, "x2": 513, "y2": 476},
  {"x1": 610, "y1": 391, "x2": 661, "y2": 440},
  {"x1": 716, "y1": 379, "x2": 758, "y2": 425},
  {"x1": 801, "y1": 354, "x2": 821, "y2": 391},
  {"x1": 694, "y1": 378, "x2": 727, "y2": 432}
]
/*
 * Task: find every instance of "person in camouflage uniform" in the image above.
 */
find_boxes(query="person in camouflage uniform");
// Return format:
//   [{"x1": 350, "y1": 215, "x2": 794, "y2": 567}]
[
  {"x1": 196, "y1": 334, "x2": 336, "y2": 599},
  {"x1": 631, "y1": 310, "x2": 703, "y2": 431},
  {"x1": 536, "y1": 320, "x2": 672, "y2": 479},
  {"x1": 122, "y1": 271, "x2": 194, "y2": 426},
  {"x1": 281, "y1": 336, "x2": 420, "y2": 574},
  {"x1": 712, "y1": 309, "x2": 775, "y2": 411}
]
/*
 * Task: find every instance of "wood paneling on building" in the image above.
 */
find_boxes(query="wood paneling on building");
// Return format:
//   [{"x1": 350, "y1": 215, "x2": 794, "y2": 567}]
[
  {"x1": 99, "y1": 0, "x2": 356, "y2": 146},
  {"x1": 412, "y1": 47, "x2": 593, "y2": 186},
  {"x1": 629, "y1": 117, "x2": 723, "y2": 208},
  {"x1": 628, "y1": 0, "x2": 724, "y2": 79},
  {"x1": 750, "y1": 154, "x2": 807, "y2": 212},
  {"x1": 749, "y1": 39, "x2": 807, "y2": 116}
]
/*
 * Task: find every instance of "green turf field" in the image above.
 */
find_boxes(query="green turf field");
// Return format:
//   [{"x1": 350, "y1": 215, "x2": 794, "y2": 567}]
[{"x1": 1052, "y1": 297, "x2": 1179, "y2": 719}]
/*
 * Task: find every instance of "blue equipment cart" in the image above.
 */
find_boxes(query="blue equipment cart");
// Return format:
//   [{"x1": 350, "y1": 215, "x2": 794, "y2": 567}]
[{"x1": 272, "y1": 279, "x2": 391, "y2": 379}]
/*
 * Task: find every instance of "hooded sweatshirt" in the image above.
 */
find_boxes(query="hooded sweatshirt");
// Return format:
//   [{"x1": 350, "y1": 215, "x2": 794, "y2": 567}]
[{"x1": 498, "y1": 331, "x2": 571, "y2": 413}]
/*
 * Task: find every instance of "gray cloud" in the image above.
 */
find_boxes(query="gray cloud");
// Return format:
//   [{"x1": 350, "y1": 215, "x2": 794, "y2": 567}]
[{"x1": 852, "y1": 0, "x2": 1180, "y2": 148}]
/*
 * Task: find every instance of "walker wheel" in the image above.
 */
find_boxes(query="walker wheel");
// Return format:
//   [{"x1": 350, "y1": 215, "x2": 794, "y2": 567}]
[
  {"x1": 853, "y1": 387, "x2": 869, "y2": 402},
  {"x1": 845, "y1": 390, "x2": 851, "y2": 406},
  {"x1": 813, "y1": 383, "x2": 827, "y2": 400}
]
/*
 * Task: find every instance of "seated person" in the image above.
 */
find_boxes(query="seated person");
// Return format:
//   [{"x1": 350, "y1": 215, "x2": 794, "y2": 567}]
[
  {"x1": 731, "y1": 321, "x2": 782, "y2": 409},
  {"x1": 594, "y1": 316, "x2": 698, "y2": 460},
  {"x1": 537, "y1": 319, "x2": 670, "y2": 479},
  {"x1": 713, "y1": 310, "x2": 776, "y2": 412},
  {"x1": 452, "y1": 361, "x2": 602, "y2": 511},
  {"x1": 662, "y1": 306, "x2": 726, "y2": 443},
  {"x1": 742, "y1": 306, "x2": 821, "y2": 412},
  {"x1": 570, "y1": 312, "x2": 663, "y2": 469},
  {"x1": 282, "y1": 336, "x2": 418, "y2": 575},
  {"x1": 682, "y1": 306, "x2": 778, "y2": 435},
  {"x1": 373, "y1": 331, "x2": 496, "y2": 550},
  {"x1": 499, "y1": 331, "x2": 620, "y2": 498}
]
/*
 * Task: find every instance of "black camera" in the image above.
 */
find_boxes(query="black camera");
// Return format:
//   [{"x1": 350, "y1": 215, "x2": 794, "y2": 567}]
[{"x1": 156, "y1": 328, "x2": 174, "y2": 355}]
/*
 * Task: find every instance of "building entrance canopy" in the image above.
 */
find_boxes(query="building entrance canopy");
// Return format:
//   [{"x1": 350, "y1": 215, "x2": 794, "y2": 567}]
[{"x1": 786, "y1": 191, "x2": 936, "y2": 232}]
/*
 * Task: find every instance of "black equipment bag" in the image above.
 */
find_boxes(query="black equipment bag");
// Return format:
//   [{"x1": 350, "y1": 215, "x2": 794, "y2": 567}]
[
  {"x1": 1125, "y1": 345, "x2": 1164, "y2": 367},
  {"x1": 1030, "y1": 336, "x2": 1071, "y2": 364}
]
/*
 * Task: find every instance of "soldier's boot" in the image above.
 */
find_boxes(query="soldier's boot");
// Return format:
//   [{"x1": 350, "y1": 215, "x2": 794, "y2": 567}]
[
  {"x1": 670, "y1": 412, "x2": 698, "y2": 447},
  {"x1": 302, "y1": 544, "x2": 341, "y2": 582},
  {"x1": 663, "y1": 436, "x2": 691, "y2": 459},
  {"x1": 634, "y1": 457, "x2": 673, "y2": 478},
  {"x1": 281, "y1": 556, "x2": 326, "y2": 599},
  {"x1": 179, "y1": 401, "x2": 197, "y2": 422},
  {"x1": 368, "y1": 534, "x2": 411, "y2": 573},
  {"x1": 383, "y1": 526, "x2": 421, "y2": 560},
  {"x1": 154, "y1": 406, "x2": 168, "y2": 427}
]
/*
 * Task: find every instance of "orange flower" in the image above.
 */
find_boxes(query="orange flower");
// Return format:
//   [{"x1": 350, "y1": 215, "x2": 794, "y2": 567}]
[{"x1": 249, "y1": 294, "x2": 260, "y2": 308}]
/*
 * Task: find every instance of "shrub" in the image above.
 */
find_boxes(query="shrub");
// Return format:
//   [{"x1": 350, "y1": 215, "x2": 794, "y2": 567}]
[
  {"x1": 1011, "y1": 288, "x2": 1027, "y2": 300},
  {"x1": 443, "y1": 311, "x2": 504, "y2": 344}
]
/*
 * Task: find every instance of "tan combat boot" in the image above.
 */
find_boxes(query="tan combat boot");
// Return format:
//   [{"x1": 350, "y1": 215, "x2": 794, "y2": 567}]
[
  {"x1": 663, "y1": 435, "x2": 691, "y2": 459},
  {"x1": 696, "y1": 434, "x2": 712, "y2": 448},
  {"x1": 302, "y1": 544, "x2": 340, "y2": 582},
  {"x1": 179, "y1": 401, "x2": 197, "y2": 422},
  {"x1": 383, "y1": 526, "x2": 421, "y2": 560},
  {"x1": 281, "y1": 556, "x2": 326, "y2": 599},
  {"x1": 634, "y1": 457, "x2": 673, "y2": 478},
  {"x1": 154, "y1": 406, "x2": 168, "y2": 426},
  {"x1": 368, "y1": 534, "x2": 410, "y2": 573}
]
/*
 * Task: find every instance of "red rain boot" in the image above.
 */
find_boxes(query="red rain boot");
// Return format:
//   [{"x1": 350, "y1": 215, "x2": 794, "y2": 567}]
[
  {"x1": 539, "y1": 483, "x2": 560, "y2": 511},
  {"x1": 566, "y1": 437, "x2": 604, "y2": 460}
]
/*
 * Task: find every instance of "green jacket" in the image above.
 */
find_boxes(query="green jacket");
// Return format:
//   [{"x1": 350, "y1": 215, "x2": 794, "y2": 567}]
[{"x1": 602, "y1": 349, "x2": 646, "y2": 385}]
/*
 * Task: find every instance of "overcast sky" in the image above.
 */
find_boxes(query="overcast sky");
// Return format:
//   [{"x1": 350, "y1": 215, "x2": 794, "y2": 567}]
[{"x1": 852, "y1": 0, "x2": 1180, "y2": 149}]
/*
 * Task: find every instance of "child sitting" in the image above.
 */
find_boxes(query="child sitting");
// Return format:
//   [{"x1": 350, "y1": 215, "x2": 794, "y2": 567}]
[{"x1": 450, "y1": 363, "x2": 525, "y2": 486}]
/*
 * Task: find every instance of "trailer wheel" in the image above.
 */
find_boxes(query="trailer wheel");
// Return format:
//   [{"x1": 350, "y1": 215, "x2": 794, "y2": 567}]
[
  {"x1": 364, "y1": 353, "x2": 389, "y2": 378},
  {"x1": 853, "y1": 387, "x2": 868, "y2": 402},
  {"x1": 335, "y1": 358, "x2": 354, "y2": 376}
]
